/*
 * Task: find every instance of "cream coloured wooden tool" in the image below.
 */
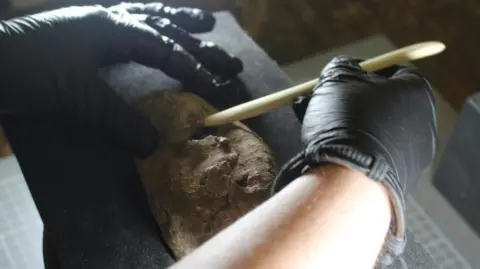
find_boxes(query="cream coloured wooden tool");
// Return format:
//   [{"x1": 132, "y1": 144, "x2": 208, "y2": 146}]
[{"x1": 204, "y1": 41, "x2": 446, "y2": 127}]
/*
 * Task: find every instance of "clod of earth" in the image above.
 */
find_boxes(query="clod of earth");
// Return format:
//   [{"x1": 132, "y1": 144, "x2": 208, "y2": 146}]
[{"x1": 134, "y1": 91, "x2": 277, "y2": 258}]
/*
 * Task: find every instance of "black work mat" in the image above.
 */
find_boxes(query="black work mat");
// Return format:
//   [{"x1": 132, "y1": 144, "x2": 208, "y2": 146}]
[{"x1": 1, "y1": 11, "x2": 434, "y2": 269}]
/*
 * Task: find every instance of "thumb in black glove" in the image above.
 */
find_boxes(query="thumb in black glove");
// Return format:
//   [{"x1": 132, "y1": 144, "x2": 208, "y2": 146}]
[
  {"x1": 0, "y1": 3, "x2": 243, "y2": 158},
  {"x1": 274, "y1": 56, "x2": 437, "y2": 266}
]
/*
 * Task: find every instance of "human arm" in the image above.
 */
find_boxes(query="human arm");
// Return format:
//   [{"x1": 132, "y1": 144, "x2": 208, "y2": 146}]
[
  {"x1": 170, "y1": 164, "x2": 390, "y2": 269},
  {"x1": 171, "y1": 57, "x2": 437, "y2": 268}
]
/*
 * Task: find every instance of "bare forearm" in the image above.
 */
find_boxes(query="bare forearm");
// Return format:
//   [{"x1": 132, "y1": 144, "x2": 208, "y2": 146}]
[{"x1": 170, "y1": 165, "x2": 391, "y2": 269}]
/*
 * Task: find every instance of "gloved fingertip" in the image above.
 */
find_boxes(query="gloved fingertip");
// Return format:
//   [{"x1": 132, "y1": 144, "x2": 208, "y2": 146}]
[
  {"x1": 195, "y1": 9, "x2": 215, "y2": 31},
  {"x1": 390, "y1": 66, "x2": 433, "y2": 90},
  {"x1": 175, "y1": 7, "x2": 215, "y2": 33},
  {"x1": 292, "y1": 95, "x2": 311, "y2": 122},
  {"x1": 222, "y1": 56, "x2": 243, "y2": 77},
  {"x1": 370, "y1": 63, "x2": 412, "y2": 78},
  {"x1": 391, "y1": 65, "x2": 419, "y2": 78},
  {"x1": 331, "y1": 55, "x2": 363, "y2": 68},
  {"x1": 193, "y1": 41, "x2": 243, "y2": 77},
  {"x1": 321, "y1": 55, "x2": 364, "y2": 76},
  {"x1": 187, "y1": 77, "x2": 249, "y2": 110}
]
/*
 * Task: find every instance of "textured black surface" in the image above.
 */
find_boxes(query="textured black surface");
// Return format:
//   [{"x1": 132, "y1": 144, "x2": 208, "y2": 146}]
[
  {"x1": 2, "y1": 11, "x2": 434, "y2": 269},
  {"x1": 434, "y1": 93, "x2": 480, "y2": 236}
]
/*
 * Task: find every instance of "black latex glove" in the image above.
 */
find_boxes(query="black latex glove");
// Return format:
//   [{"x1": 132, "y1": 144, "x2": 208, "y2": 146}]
[
  {"x1": 0, "y1": 3, "x2": 243, "y2": 157},
  {"x1": 273, "y1": 57, "x2": 437, "y2": 266}
]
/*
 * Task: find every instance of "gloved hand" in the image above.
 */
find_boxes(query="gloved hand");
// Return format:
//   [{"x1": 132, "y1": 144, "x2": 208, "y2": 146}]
[
  {"x1": 272, "y1": 57, "x2": 437, "y2": 266},
  {"x1": 0, "y1": 3, "x2": 243, "y2": 157}
]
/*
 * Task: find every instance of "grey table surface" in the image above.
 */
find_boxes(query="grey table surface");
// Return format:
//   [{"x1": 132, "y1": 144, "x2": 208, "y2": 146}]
[{"x1": 434, "y1": 93, "x2": 480, "y2": 236}]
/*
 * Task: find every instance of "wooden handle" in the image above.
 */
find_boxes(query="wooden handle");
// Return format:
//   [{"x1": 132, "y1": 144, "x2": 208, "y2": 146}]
[{"x1": 204, "y1": 41, "x2": 446, "y2": 127}]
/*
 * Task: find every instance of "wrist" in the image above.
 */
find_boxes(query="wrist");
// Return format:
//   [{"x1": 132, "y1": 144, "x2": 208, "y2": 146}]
[
  {"x1": 312, "y1": 146, "x2": 408, "y2": 265},
  {"x1": 309, "y1": 164, "x2": 390, "y2": 199},
  {"x1": 272, "y1": 142, "x2": 408, "y2": 266},
  {"x1": 306, "y1": 143, "x2": 408, "y2": 265},
  {"x1": 300, "y1": 164, "x2": 392, "y2": 268}
]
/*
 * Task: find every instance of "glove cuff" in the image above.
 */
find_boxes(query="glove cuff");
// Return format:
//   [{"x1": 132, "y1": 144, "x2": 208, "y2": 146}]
[{"x1": 272, "y1": 144, "x2": 406, "y2": 267}]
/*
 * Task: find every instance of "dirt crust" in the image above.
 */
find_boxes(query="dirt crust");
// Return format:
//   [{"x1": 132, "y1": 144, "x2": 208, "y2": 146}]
[{"x1": 134, "y1": 91, "x2": 277, "y2": 258}]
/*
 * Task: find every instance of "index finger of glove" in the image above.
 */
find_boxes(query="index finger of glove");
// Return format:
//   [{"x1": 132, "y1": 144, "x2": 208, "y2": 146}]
[
  {"x1": 321, "y1": 56, "x2": 364, "y2": 75},
  {"x1": 291, "y1": 94, "x2": 311, "y2": 123},
  {"x1": 319, "y1": 56, "x2": 422, "y2": 88},
  {"x1": 109, "y1": 2, "x2": 215, "y2": 33},
  {"x1": 325, "y1": 56, "x2": 425, "y2": 78},
  {"x1": 317, "y1": 56, "x2": 370, "y2": 88}
]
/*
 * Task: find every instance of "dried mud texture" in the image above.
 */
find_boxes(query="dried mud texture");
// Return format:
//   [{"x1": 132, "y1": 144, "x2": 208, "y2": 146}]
[{"x1": 133, "y1": 91, "x2": 277, "y2": 259}]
